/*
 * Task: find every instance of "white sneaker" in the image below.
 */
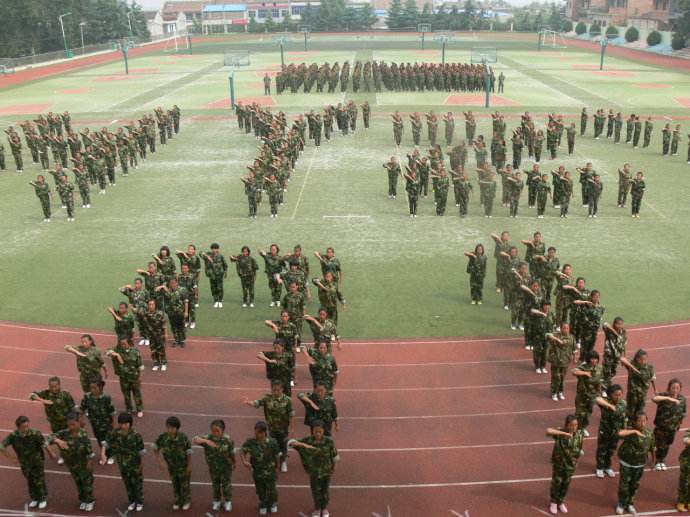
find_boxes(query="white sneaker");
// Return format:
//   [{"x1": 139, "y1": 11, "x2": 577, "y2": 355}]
[
  {"x1": 596, "y1": 469, "x2": 605, "y2": 478},
  {"x1": 542, "y1": 368, "x2": 548, "y2": 374},
  {"x1": 552, "y1": 394, "x2": 558, "y2": 401},
  {"x1": 503, "y1": 305, "x2": 509, "y2": 310},
  {"x1": 213, "y1": 501, "x2": 221, "y2": 511},
  {"x1": 654, "y1": 463, "x2": 662, "y2": 470},
  {"x1": 558, "y1": 504, "x2": 568, "y2": 514},
  {"x1": 583, "y1": 429, "x2": 590, "y2": 437},
  {"x1": 549, "y1": 503, "x2": 558, "y2": 515},
  {"x1": 85, "y1": 502, "x2": 94, "y2": 512},
  {"x1": 242, "y1": 303, "x2": 247, "y2": 308},
  {"x1": 144, "y1": 339, "x2": 150, "y2": 346},
  {"x1": 136, "y1": 411, "x2": 143, "y2": 418},
  {"x1": 195, "y1": 303, "x2": 199, "y2": 308},
  {"x1": 276, "y1": 301, "x2": 280, "y2": 307},
  {"x1": 29, "y1": 501, "x2": 38, "y2": 508},
  {"x1": 213, "y1": 302, "x2": 219, "y2": 308},
  {"x1": 259, "y1": 509, "x2": 268, "y2": 516},
  {"x1": 559, "y1": 393, "x2": 565, "y2": 400},
  {"x1": 224, "y1": 501, "x2": 232, "y2": 512},
  {"x1": 270, "y1": 302, "x2": 275, "y2": 307},
  {"x1": 270, "y1": 505, "x2": 278, "y2": 514},
  {"x1": 136, "y1": 504, "x2": 143, "y2": 512},
  {"x1": 281, "y1": 461, "x2": 288, "y2": 472},
  {"x1": 161, "y1": 364, "x2": 167, "y2": 372},
  {"x1": 519, "y1": 325, "x2": 525, "y2": 330},
  {"x1": 626, "y1": 505, "x2": 636, "y2": 515},
  {"x1": 536, "y1": 368, "x2": 541, "y2": 374},
  {"x1": 606, "y1": 469, "x2": 616, "y2": 478},
  {"x1": 57, "y1": 457, "x2": 64, "y2": 465},
  {"x1": 511, "y1": 325, "x2": 517, "y2": 330},
  {"x1": 152, "y1": 365, "x2": 160, "y2": 371},
  {"x1": 128, "y1": 503, "x2": 136, "y2": 511},
  {"x1": 138, "y1": 339, "x2": 146, "y2": 346},
  {"x1": 107, "y1": 456, "x2": 115, "y2": 464},
  {"x1": 80, "y1": 503, "x2": 87, "y2": 510},
  {"x1": 662, "y1": 463, "x2": 668, "y2": 471},
  {"x1": 190, "y1": 321, "x2": 196, "y2": 329},
  {"x1": 219, "y1": 302, "x2": 223, "y2": 308},
  {"x1": 38, "y1": 502, "x2": 47, "y2": 510},
  {"x1": 250, "y1": 303, "x2": 255, "y2": 308},
  {"x1": 182, "y1": 503, "x2": 191, "y2": 510},
  {"x1": 86, "y1": 204, "x2": 91, "y2": 208}
]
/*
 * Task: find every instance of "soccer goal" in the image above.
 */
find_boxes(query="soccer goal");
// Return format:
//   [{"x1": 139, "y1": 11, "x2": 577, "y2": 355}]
[
  {"x1": 540, "y1": 29, "x2": 568, "y2": 49},
  {"x1": 224, "y1": 50, "x2": 251, "y2": 67},
  {"x1": 163, "y1": 29, "x2": 190, "y2": 53},
  {"x1": 0, "y1": 58, "x2": 15, "y2": 75},
  {"x1": 470, "y1": 47, "x2": 498, "y2": 64}
]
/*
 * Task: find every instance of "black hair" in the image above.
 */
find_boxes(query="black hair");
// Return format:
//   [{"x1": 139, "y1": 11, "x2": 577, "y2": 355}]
[
  {"x1": 613, "y1": 316, "x2": 624, "y2": 326},
  {"x1": 587, "y1": 350, "x2": 600, "y2": 362},
  {"x1": 81, "y1": 334, "x2": 94, "y2": 346},
  {"x1": 271, "y1": 381, "x2": 284, "y2": 390},
  {"x1": 67, "y1": 411, "x2": 80, "y2": 422},
  {"x1": 609, "y1": 384, "x2": 623, "y2": 394},
  {"x1": 254, "y1": 421, "x2": 268, "y2": 433},
  {"x1": 633, "y1": 349, "x2": 647, "y2": 362},
  {"x1": 211, "y1": 419, "x2": 225, "y2": 431},
  {"x1": 48, "y1": 376, "x2": 61, "y2": 385},
  {"x1": 118, "y1": 412, "x2": 133, "y2": 425},
  {"x1": 241, "y1": 245, "x2": 250, "y2": 253},
  {"x1": 166, "y1": 416, "x2": 181, "y2": 429},
  {"x1": 564, "y1": 414, "x2": 578, "y2": 427},
  {"x1": 668, "y1": 378, "x2": 682, "y2": 391},
  {"x1": 210, "y1": 242, "x2": 220, "y2": 249},
  {"x1": 15, "y1": 416, "x2": 29, "y2": 428},
  {"x1": 311, "y1": 420, "x2": 325, "y2": 431}
]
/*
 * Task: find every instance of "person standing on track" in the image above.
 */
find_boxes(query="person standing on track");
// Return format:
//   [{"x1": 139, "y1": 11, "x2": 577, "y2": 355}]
[
  {"x1": 80, "y1": 378, "x2": 116, "y2": 465},
  {"x1": 289, "y1": 420, "x2": 340, "y2": 517},
  {"x1": 242, "y1": 420, "x2": 282, "y2": 516},
  {"x1": 64, "y1": 334, "x2": 107, "y2": 393},
  {"x1": 107, "y1": 338, "x2": 144, "y2": 418},
  {"x1": 547, "y1": 323, "x2": 575, "y2": 401},
  {"x1": 594, "y1": 384, "x2": 627, "y2": 479},
  {"x1": 572, "y1": 350, "x2": 603, "y2": 437},
  {"x1": 153, "y1": 416, "x2": 193, "y2": 511},
  {"x1": 616, "y1": 412, "x2": 655, "y2": 516},
  {"x1": 194, "y1": 419, "x2": 236, "y2": 513},
  {"x1": 622, "y1": 349, "x2": 656, "y2": 420},
  {"x1": 651, "y1": 378, "x2": 686, "y2": 471},
  {"x1": 29, "y1": 376, "x2": 76, "y2": 453},
  {"x1": 546, "y1": 414, "x2": 584, "y2": 515},
  {"x1": 602, "y1": 318, "x2": 627, "y2": 396},
  {"x1": 464, "y1": 244, "x2": 487, "y2": 305}
]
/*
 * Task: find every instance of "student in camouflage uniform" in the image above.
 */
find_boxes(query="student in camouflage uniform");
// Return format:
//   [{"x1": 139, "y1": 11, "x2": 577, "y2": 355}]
[
  {"x1": 616, "y1": 412, "x2": 655, "y2": 515},
  {"x1": 382, "y1": 156, "x2": 401, "y2": 199},
  {"x1": 177, "y1": 263, "x2": 197, "y2": 328},
  {"x1": 572, "y1": 350, "x2": 603, "y2": 436},
  {"x1": 630, "y1": 171, "x2": 646, "y2": 218},
  {"x1": 530, "y1": 300, "x2": 555, "y2": 374},
  {"x1": 299, "y1": 382, "x2": 339, "y2": 437},
  {"x1": 289, "y1": 420, "x2": 340, "y2": 517},
  {"x1": 107, "y1": 338, "x2": 144, "y2": 417},
  {"x1": 602, "y1": 318, "x2": 627, "y2": 393},
  {"x1": 259, "y1": 340, "x2": 294, "y2": 398},
  {"x1": 403, "y1": 168, "x2": 420, "y2": 217},
  {"x1": 80, "y1": 378, "x2": 116, "y2": 465},
  {"x1": 120, "y1": 278, "x2": 150, "y2": 345},
  {"x1": 7, "y1": 132, "x2": 23, "y2": 171},
  {"x1": 305, "y1": 341, "x2": 340, "y2": 394},
  {"x1": 580, "y1": 108, "x2": 588, "y2": 136},
  {"x1": 56, "y1": 174, "x2": 76, "y2": 221},
  {"x1": 176, "y1": 244, "x2": 201, "y2": 308},
  {"x1": 594, "y1": 384, "x2": 627, "y2": 479},
  {"x1": 506, "y1": 171, "x2": 524, "y2": 218},
  {"x1": 102, "y1": 412, "x2": 146, "y2": 512},
  {"x1": 643, "y1": 117, "x2": 653, "y2": 148},
  {"x1": 230, "y1": 246, "x2": 259, "y2": 307},
  {"x1": 245, "y1": 382, "x2": 294, "y2": 473},
  {"x1": 49, "y1": 411, "x2": 96, "y2": 511},
  {"x1": 202, "y1": 243, "x2": 228, "y2": 308},
  {"x1": 1, "y1": 416, "x2": 53, "y2": 509},
  {"x1": 662, "y1": 123, "x2": 672, "y2": 155},
  {"x1": 622, "y1": 349, "x2": 656, "y2": 420},
  {"x1": 108, "y1": 303, "x2": 134, "y2": 345},
  {"x1": 573, "y1": 290, "x2": 604, "y2": 356},
  {"x1": 194, "y1": 419, "x2": 236, "y2": 512},
  {"x1": 156, "y1": 278, "x2": 189, "y2": 347},
  {"x1": 304, "y1": 308, "x2": 340, "y2": 354},
  {"x1": 313, "y1": 271, "x2": 346, "y2": 325},
  {"x1": 153, "y1": 416, "x2": 193, "y2": 511},
  {"x1": 490, "y1": 231, "x2": 512, "y2": 293},
  {"x1": 143, "y1": 299, "x2": 168, "y2": 371},
  {"x1": 29, "y1": 175, "x2": 52, "y2": 221},
  {"x1": 242, "y1": 421, "x2": 282, "y2": 516},
  {"x1": 678, "y1": 430, "x2": 690, "y2": 512},
  {"x1": 281, "y1": 280, "x2": 307, "y2": 335},
  {"x1": 260, "y1": 245, "x2": 283, "y2": 307},
  {"x1": 29, "y1": 376, "x2": 76, "y2": 436},
  {"x1": 547, "y1": 323, "x2": 575, "y2": 401},
  {"x1": 65, "y1": 334, "x2": 107, "y2": 393},
  {"x1": 464, "y1": 244, "x2": 487, "y2": 304},
  {"x1": 546, "y1": 414, "x2": 584, "y2": 516},
  {"x1": 72, "y1": 165, "x2": 91, "y2": 208},
  {"x1": 391, "y1": 112, "x2": 403, "y2": 147},
  {"x1": 652, "y1": 378, "x2": 686, "y2": 470},
  {"x1": 617, "y1": 164, "x2": 632, "y2": 208},
  {"x1": 265, "y1": 311, "x2": 300, "y2": 389}
]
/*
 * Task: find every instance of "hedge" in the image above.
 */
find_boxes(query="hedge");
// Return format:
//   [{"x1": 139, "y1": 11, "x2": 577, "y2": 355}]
[
  {"x1": 625, "y1": 26, "x2": 639, "y2": 42},
  {"x1": 606, "y1": 25, "x2": 618, "y2": 38},
  {"x1": 575, "y1": 21, "x2": 587, "y2": 35},
  {"x1": 646, "y1": 30, "x2": 662, "y2": 46},
  {"x1": 672, "y1": 33, "x2": 686, "y2": 50}
]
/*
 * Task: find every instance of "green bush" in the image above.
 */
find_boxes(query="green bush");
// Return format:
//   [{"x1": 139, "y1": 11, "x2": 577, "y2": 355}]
[
  {"x1": 575, "y1": 21, "x2": 587, "y2": 35},
  {"x1": 672, "y1": 33, "x2": 686, "y2": 50},
  {"x1": 589, "y1": 22, "x2": 601, "y2": 36},
  {"x1": 562, "y1": 20, "x2": 573, "y2": 32},
  {"x1": 646, "y1": 30, "x2": 662, "y2": 46},
  {"x1": 606, "y1": 25, "x2": 618, "y2": 38},
  {"x1": 625, "y1": 26, "x2": 639, "y2": 42}
]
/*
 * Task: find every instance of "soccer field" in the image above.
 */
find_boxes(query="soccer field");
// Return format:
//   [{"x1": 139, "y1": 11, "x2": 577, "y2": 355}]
[{"x1": 2, "y1": 32, "x2": 690, "y2": 340}]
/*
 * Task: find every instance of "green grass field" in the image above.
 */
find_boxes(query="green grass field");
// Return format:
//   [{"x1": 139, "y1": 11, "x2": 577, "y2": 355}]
[{"x1": 2, "y1": 33, "x2": 689, "y2": 340}]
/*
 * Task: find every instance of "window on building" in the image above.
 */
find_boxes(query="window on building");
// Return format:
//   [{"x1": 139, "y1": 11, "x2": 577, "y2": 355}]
[
  {"x1": 248, "y1": 10, "x2": 256, "y2": 18},
  {"x1": 292, "y1": 5, "x2": 304, "y2": 14},
  {"x1": 258, "y1": 9, "x2": 267, "y2": 18},
  {"x1": 281, "y1": 9, "x2": 289, "y2": 16},
  {"x1": 272, "y1": 8, "x2": 280, "y2": 17}
]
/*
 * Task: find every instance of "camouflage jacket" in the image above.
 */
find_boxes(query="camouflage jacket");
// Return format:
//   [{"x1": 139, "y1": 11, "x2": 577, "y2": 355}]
[
  {"x1": 626, "y1": 363, "x2": 656, "y2": 399},
  {"x1": 153, "y1": 432, "x2": 192, "y2": 472},
  {"x1": 575, "y1": 362, "x2": 603, "y2": 399},
  {"x1": 0, "y1": 429, "x2": 46, "y2": 469},
  {"x1": 242, "y1": 437, "x2": 281, "y2": 479},
  {"x1": 550, "y1": 428, "x2": 584, "y2": 470},
  {"x1": 75, "y1": 345, "x2": 104, "y2": 380},
  {"x1": 197, "y1": 433, "x2": 234, "y2": 475},
  {"x1": 300, "y1": 392, "x2": 338, "y2": 429},
  {"x1": 104, "y1": 429, "x2": 145, "y2": 469},
  {"x1": 654, "y1": 393, "x2": 687, "y2": 431},
  {"x1": 80, "y1": 393, "x2": 115, "y2": 431},
  {"x1": 233, "y1": 255, "x2": 259, "y2": 278},
  {"x1": 31, "y1": 389, "x2": 75, "y2": 431},
  {"x1": 293, "y1": 435, "x2": 339, "y2": 478},
  {"x1": 254, "y1": 394, "x2": 294, "y2": 432},
  {"x1": 618, "y1": 428, "x2": 654, "y2": 466},
  {"x1": 49, "y1": 428, "x2": 94, "y2": 468},
  {"x1": 599, "y1": 399, "x2": 627, "y2": 436}
]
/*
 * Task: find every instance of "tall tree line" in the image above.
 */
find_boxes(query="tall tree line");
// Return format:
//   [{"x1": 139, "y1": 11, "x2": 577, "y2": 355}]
[{"x1": 0, "y1": 0, "x2": 149, "y2": 59}]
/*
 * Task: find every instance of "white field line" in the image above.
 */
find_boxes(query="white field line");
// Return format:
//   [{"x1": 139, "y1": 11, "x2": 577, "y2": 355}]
[{"x1": 290, "y1": 147, "x2": 317, "y2": 220}]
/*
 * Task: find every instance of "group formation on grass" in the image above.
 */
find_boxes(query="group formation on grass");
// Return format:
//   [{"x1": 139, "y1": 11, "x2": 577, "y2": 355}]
[
  {"x1": 1, "y1": 238, "x2": 345, "y2": 517},
  {"x1": 272, "y1": 60, "x2": 505, "y2": 94},
  {"x1": 461, "y1": 228, "x2": 689, "y2": 516},
  {"x1": 3, "y1": 106, "x2": 181, "y2": 222}
]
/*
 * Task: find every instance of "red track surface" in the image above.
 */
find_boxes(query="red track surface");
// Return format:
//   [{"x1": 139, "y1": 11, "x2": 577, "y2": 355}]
[{"x1": 0, "y1": 320, "x2": 689, "y2": 516}]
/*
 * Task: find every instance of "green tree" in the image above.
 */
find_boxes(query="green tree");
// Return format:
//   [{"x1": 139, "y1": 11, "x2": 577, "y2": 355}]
[
  {"x1": 400, "y1": 0, "x2": 420, "y2": 29},
  {"x1": 547, "y1": 5, "x2": 563, "y2": 31},
  {"x1": 463, "y1": 0, "x2": 476, "y2": 30},
  {"x1": 357, "y1": 3, "x2": 378, "y2": 30},
  {"x1": 419, "y1": 2, "x2": 433, "y2": 26},
  {"x1": 575, "y1": 21, "x2": 587, "y2": 34},
  {"x1": 605, "y1": 24, "x2": 618, "y2": 38},
  {"x1": 672, "y1": 32, "x2": 686, "y2": 50},
  {"x1": 624, "y1": 26, "x2": 639, "y2": 42},
  {"x1": 387, "y1": 0, "x2": 404, "y2": 30},
  {"x1": 646, "y1": 30, "x2": 662, "y2": 45}
]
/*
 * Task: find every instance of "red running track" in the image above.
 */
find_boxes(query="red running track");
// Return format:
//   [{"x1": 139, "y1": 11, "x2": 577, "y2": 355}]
[{"x1": 0, "y1": 319, "x2": 689, "y2": 516}]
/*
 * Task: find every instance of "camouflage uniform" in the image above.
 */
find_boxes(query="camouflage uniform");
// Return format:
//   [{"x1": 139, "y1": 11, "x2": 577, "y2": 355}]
[
  {"x1": 626, "y1": 362, "x2": 656, "y2": 420},
  {"x1": 306, "y1": 318, "x2": 338, "y2": 352},
  {"x1": 31, "y1": 182, "x2": 51, "y2": 219},
  {"x1": 113, "y1": 312, "x2": 135, "y2": 344},
  {"x1": 163, "y1": 286, "x2": 189, "y2": 345},
  {"x1": 120, "y1": 286, "x2": 150, "y2": 340},
  {"x1": 602, "y1": 327, "x2": 627, "y2": 391},
  {"x1": 292, "y1": 436, "x2": 340, "y2": 510},
  {"x1": 153, "y1": 432, "x2": 193, "y2": 507},
  {"x1": 574, "y1": 362, "x2": 603, "y2": 432},
  {"x1": 205, "y1": 253, "x2": 228, "y2": 304},
  {"x1": 253, "y1": 394, "x2": 294, "y2": 463},
  {"x1": 300, "y1": 392, "x2": 338, "y2": 436},
  {"x1": 595, "y1": 399, "x2": 627, "y2": 470},
  {"x1": 74, "y1": 345, "x2": 105, "y2": 393},
  {"x1": 466, "y1": 254, "x2": 487, "y2": 303},
  {"x1": 548, "y1": 333, "x2": 575, "y2": 397},
  {"x1": 143, "y1": 309, "x2": 167, "y2": 367},
  {"x1": 80, "y1": 392, "x2": 116, "y2": 448},
  {"x1": 617, "y1": 428, "x2": 654, "y2": 508},
  {"x1": 242, "y1": 437, "x2": 281, "y2": 510},
  {"x1": 30, "y1": 388, "x2": 75, "y2": 433},
  {"x1": 262, "y1": 253, "x2": 284, "y2": 304},
  {"x1": 104, "y1": 429, "x2": 146, "y2": 505},
  {"x1": 56, "y1": 180, "x2": 75, "y2": 219},
  {"x1": 549, "y1": 428, "x2": 584, "y2": 504},
  {"x1": 308, "y1": 349, "x2": 339, "y2": 394},
  {"x1": 1, "y1": 429, "x2": 48, "y2": 503},
  {"x1": 263, "y1": 350, "x2": 293, "y2": 397},
  {"x1": 177, "y1": 272, "x2": 197, "y2": 324},
  {"x1": 653, "y1": 393, "x2": 687, "y2": 463},
  {"x1": 111, "y1": 345, "x2": 144, "y2": 413},
  {"x1": 233, "y1": 255, "x2": 259, "y2": 305},
  {"x1": 49, "y1": 428, "x2": 95, "y2": 504},
  {"x1": 282, "y1": 289, "x2": 306, "y2": 335},
  {"x1": 678, "y1": 431, "x2": 690, "y2": 505},
  {"x1": 580, "y1": 303, "x2": 605, "y2": 356},
  {"x1": 197, "y1": 433, "x2": 234, "y2": 503}
]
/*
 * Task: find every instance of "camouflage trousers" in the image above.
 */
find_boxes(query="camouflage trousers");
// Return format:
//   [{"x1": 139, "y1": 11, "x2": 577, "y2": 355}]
[
  {"x1": 580, "y1": 329, "x2": 597, "y2": 357},
  {"x1": 169, "y1": 469, "x2": 191, "y2": 506},
  {"x1": 532, "y1": 338, "x2": 548, "y2": 370},
  {"x1": 78, "y1": 186, "x2": 90, "y2": 206},
  {"x1": 68, "y1": 465, "x2": 95, "y2": 503},
  {"x1": 387, "y1": 176, "x2": 398, "y2": 197},
  {"x1": 168, "y1": 311, "x2": 186, "y2": 344},
  {"x1": 602, "y1": 355, "x2": 620, "y2": 391},
  {"x1": 119, "y1": 377, "x2": 143, "y2": 412},
  {"x1": 12, "y1": 151, "x2": 23, "y2": 170},
  {"x1": 21, "y1": 463, "x2": 47, "y2": 502},
  {"x1": 79, "y1": 373, "x2": 96, "y2": 393},
  {"x1": 469, "y1": 276, "x2": 484, "y2": 302},
  {"x1": 240, "y1": 276, "x2": 256, "y2": 304},
  {"x1": 118, "y1": 464, "x2": 143, "y2": 504},
  {"x1": 510, "y1": 298, "x2": 525, "y2": 327},
  {"x1": 550, "y1": 366, "x2": 567, "y2": 396},
  {"x1": 209, "y1": 277, "x2": 224, "y2": 302},
  {"x1": 39, "y1": 198, "x2": 51, "y2": 219},
  {"x1": 210, "y1": 468, "x2": 232, "y2": 502},
  {"x1": 270, "y1": 429, "x2": 289, "y2": 461},
  {"x1": 150, "y1": 334, "x2": 167, "y2": 367},
  {"x1": 549, "y1": 464, "x2": 574, "y2": 504},
  {"x1": 253, "y1": 475, "x2": 278, "y2": 509},
  {"x1": 310, "y1": 475, "x2": 332, "y2": 510},
  {"x1": 575, "y1": 393, "x2": 595, "y2": 431},
  {"x1": 654, "y1": 426, "x2": 678, "y2": 463},
  {"x1": 64, "y1": 198, "x2": 75, "y2": 219},
  {"x1": 393, "y1": 130, "x2": 402, "y2": 146},
  {"x1": 678, "y1": 458, "x2": 690, "y2": 504},
  {"x1": 267, "y1": 275, "x2": 282, "y2": 303},
  {"x1": 618, "y1": 464, "x2": 644, "y2": 507},
  {"x1": 595, "y1": 429, "x2": 620, "y2": 470},
  {"x1": 626, "y1": 392, "x2": 646, "y2": 421}
]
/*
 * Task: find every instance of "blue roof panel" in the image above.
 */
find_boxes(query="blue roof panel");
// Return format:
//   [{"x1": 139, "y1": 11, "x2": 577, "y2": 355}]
[{"x1": 204, "y1": 4, "x2": 247, "y2": 12}]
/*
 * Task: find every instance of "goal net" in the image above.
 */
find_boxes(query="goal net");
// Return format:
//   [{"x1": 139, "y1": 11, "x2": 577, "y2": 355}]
[
  {"x1": 470, "y1": 47, "x2": 498, "y2": 64},
  {"x1": 540, "y1": 29, "x2": 568, "y2": 49},
  {"x1": 224, "y1": 50, "x2": 251, "y2": 67},
  {"x1": 163, "y1": 29, "x2": 190, "y2": 53}
]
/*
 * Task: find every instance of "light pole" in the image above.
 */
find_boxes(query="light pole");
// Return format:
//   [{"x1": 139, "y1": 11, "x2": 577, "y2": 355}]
[
  {"x1": 126, "y1": 11, "x2": 134, "y2": 37},
  {"x1": 58, "y1": 12, "x2": 72, "y2": 56},
  {"x1": 600, "y1": 36, "x2": 608, "y2": 70},
  {"x1": 79, "y1": 22, "x2": 86, "y2": 53}
]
